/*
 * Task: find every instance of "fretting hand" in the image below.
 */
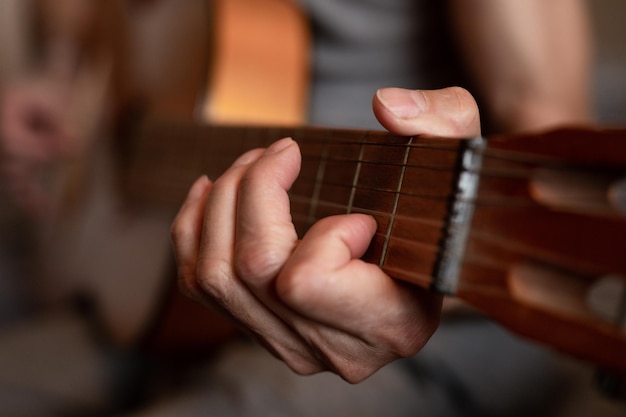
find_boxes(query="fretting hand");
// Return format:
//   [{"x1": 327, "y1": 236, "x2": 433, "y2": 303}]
[{"x1": 170, "y1": 87, "x2": 480, "y2": 382}]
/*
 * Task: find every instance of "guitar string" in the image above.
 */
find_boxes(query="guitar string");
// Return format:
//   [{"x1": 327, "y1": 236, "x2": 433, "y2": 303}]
[
  {"x1": 134, "y1": 131, "x2": 626, "y2": 284},
  {"x1": 136, "y1": 155, "x2": 619, "y2": 210},
  {"x1": 147, "y1": 127, "x2": 624, "y2": 185},
  {"x1": 288, "y1": 176, "x2": 611, "y2": 209},
  {"x1": 174, "y1": 124, "x2": 625, "y2": 170},
  {"x1": 305, "y1": 129, "x2": 331, "y2": 227},
  {"x1": 140, "y1": 128, "x2": 626, "y2": 310},
  {"x1": 135, "y1": 163, "x2": 623, "y2": 216},
  {"x1": 138, "y1": 127, "x2": 626, "y2": 215},
  {"x1": 292, "y1": 200, "x2": 626, "y2": 285},
  {"x1": 291, "y1": 210, "x2": 614, "y2": 289},
  {"x1": 150, "y1": 124, "x2": 622, "y2": 170},
  {"x1": 288, "y1": 176, "x2": 626, "y2": 273}
]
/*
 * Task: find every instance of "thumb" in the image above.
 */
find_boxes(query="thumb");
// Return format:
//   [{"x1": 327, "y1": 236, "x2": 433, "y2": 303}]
[{"x1": 372, "y1": 87, "x2": 481, "y2": 138}]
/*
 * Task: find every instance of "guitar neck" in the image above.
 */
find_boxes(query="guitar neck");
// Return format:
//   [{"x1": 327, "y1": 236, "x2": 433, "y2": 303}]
[
  {"x1": 121, "y1": 120, "x2": 626, "y2": 373},
  {"x1": 123, "y1": 122, "x2": 478, "y2": 288}
]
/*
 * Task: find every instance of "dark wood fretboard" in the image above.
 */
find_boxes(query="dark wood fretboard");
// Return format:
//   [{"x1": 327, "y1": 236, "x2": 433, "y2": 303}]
[{"x1": 123, "y1": 122, "x2": 472, "y2": 289}]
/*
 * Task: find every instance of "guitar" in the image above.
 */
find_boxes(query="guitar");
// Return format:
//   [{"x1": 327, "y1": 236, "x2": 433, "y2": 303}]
[
  {"x1": 35, "y1": 0, "x2": 626, "y2": 374},
  {"x1": 122, "y1": 121, "x2": 626, "y2": 374}
]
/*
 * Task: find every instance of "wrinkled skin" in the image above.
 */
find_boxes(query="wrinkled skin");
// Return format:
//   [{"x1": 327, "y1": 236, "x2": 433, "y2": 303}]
[{"x1": 171, "y1": 87, "x2": 481, "y2": 383}]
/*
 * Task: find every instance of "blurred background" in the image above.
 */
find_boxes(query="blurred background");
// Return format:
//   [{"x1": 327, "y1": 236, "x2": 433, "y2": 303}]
[
  {"x1": 589, "y1": 0, "x2": 626, "y2": 125},
  {"x1": 0, "y1": 0, "x2": 625, "y2": 416}
]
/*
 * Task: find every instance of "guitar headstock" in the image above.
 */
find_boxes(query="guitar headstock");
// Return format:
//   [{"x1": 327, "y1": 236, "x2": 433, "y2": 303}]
[{"x1": 456, "y1": 127, "x2": 626, "y2": 373}]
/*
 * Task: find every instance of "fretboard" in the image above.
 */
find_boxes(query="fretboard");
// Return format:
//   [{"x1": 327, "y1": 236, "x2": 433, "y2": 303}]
[{"x1": 122, "y1": 121, "x2": 477, "y2": 291}]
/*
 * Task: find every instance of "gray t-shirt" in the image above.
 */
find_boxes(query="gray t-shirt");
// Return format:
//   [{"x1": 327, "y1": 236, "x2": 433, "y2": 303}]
[{"x1": 295, "y1": 0, "x2": 466, "y2": 129}]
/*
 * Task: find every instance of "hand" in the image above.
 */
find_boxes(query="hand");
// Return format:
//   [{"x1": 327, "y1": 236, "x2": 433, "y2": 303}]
[
  {"x1": 0, "y1": 77, "x2": 78, "y2": 218},
  {"x1": 170, "y1": 87, "x2": 480, "y2": 382}
]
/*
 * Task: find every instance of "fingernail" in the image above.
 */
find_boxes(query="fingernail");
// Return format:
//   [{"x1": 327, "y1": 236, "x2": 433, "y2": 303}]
[
  {"x1": 264, "y1": 137, "x2": 294, "y2": 155},
  {"x1": 376, "y1": 88, "x2": 426, "y2": 119}
]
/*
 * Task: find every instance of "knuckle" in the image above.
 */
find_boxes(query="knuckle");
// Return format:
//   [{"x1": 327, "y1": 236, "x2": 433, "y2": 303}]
[
  {"x1": 283, "y1": 355, "x2": 326, "y2": 377},
  {"x1": 322, "y1": 348, "x2": 385, "y2": 384},
  {"x1": 327, "y1": 355, "x2": 377, "y2": 383},
  {"x1": 195, "y1": 257, "x2": 235, "y2": 302},
  {"x1": 378, "y1": 311, "x2": 439, "y2": 359},
  {"x1": 447, "y1": 86, "x2": 480, "y2": 135},
  {"x1": 255, "y1": 331, "x2": 327, "y2": 377},
  {"x1": 237, "y1": 168, "x2": 257, "y2": 191},
  {"x1": 177, "y1": 274, "x2": 200, "y2": 301},
  {"x1": 382, "y1": 324, "x2": 426, "y2": 359},
  {"x1": 275, "y1": 263, "x2": 314, "y2": 305},
  {"x1": 170, "y1": 206, "x2": 201, "y2": 244},
  {"x1": 209, "y1": 173, "x2": 236, "y2": 197},
  {"x1": 235, "y1": 241, "x2": 286, "y2": 283},
  {"x1": 255, "y1": 342, "x2": 317, "y2": 376},
  {"x1": 302, "y1": 329, "x2": 393, "y2": 384},
  {"x1": 169, "y1": 218, "x2": 186, "y2": 243},
  {"x1": 237, "y1": 163, "x2": 269, "y2": 196},
  {"x1": 340, "y1": 366, "x2": 379, "y2": 384},
  {"x1": 176, "y1": 265, "x2": 197, "y2": 293}
]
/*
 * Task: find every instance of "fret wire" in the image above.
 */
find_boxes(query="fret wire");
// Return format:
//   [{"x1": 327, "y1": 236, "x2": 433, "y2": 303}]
[
  {"x1": 297, "y1": 139, "x2": 462, "y2": 155},
  {"x1": 237, "y1": 128, "x2": 617, "y2": 170},
  {"x1": 290, "y1": 173, "x2": 504, "y2": 202},
  {"x1": 374, "y1": 232, "x2": 441, "y2": 252},
  {"x1": 141, "y1": 140, "x2": 552, "y2": 206},
  {"x1": 306, "y1": 131, "x2": 330, "y2": 227},
  {"x1": 192, "y1": 127, "x2": 428, "y2": 151},
  {"x1": 293, "y1": 178, "x2": 453, "y2": 200},
  {"x1": 292, "y1": 196, "x2": 428, "y2": 224},
  {"x1": 138, "y1": 124, "x2": 626, "y2": 210},
  {"x1": 309, "y1": 134, "x2": 592, "y2": 169},
  {"x1": 293, "y1": 208, "x2": 442, "y2": 249},
  {"x1": 155, "y1": 125, "x2": 618, "y2": 179},
  {"x1": 291, "y1": 195, "x2": 446, "y2": 225},
  {"x1": 316, "y1": 139, "x2": 458, "y2": 150},
  {"x1": 193, "y1": 148, "x2": 603, "y2": 184},
  {"x1": 301, "y1": 154, "x2": 459, "y2": 172},
  {"x1": 300, "y1": 153, "x2": 615, "y2": 181},
  {"x1": 203, "y1": 127, "x2": 461, "y2": 152},
  {"x1": 346, "y1": 133, "x2": 367, "y2": 214},
  {"x1": 165, "y1": 124, "x2": 623, "y2": 170},
  {"x1": 301, "y1": 154, "x2": 623, "y2": 189},
  {"x1": 302, "y1": 154, "x2": 623, "y2": 182},
  {"x1": 292, "y1": 183, "x2": 536, "y2": 210},
  {"x1": 379, "y1": 136, "x2": 413, "y2": 268},
  {"x1": 318, "y1": 136, "x2": 620, "y2": 171}
]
